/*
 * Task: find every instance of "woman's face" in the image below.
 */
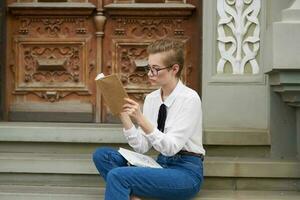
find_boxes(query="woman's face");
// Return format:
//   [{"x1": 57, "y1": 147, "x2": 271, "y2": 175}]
[{"x1": 147, "y1": 53, "x2": 176, "y2": 87}]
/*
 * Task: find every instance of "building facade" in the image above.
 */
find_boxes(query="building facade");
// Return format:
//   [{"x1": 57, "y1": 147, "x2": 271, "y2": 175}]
[{"x1": 0, "y1": 0, "x2": 299, "y2": 199}]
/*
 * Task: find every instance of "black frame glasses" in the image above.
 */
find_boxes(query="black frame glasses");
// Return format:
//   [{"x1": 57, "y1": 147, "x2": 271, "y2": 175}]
[{"x1": 144, "y1": 64, "x2": 173, "y2": 76}]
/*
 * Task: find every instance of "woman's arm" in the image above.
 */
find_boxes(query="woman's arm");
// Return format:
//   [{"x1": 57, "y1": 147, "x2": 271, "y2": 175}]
[{"x1": 119, "y1": 98, "x2": 153, "y2": 153}]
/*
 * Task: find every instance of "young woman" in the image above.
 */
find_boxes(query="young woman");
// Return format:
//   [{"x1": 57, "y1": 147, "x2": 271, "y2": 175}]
[{"x1": 93, "y1": 39, "x2": 205, "y2": 200}]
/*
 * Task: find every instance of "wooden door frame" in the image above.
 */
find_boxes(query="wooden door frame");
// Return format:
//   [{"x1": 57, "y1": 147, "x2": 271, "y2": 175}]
[{"x1": 0, "y1": 1, "x2": 5, "y2": 121}]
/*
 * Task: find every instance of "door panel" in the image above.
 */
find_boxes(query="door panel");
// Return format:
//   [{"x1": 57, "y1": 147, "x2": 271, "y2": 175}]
[{"x1": 6, "y1": 0, "x2": 97, "y2": 122}]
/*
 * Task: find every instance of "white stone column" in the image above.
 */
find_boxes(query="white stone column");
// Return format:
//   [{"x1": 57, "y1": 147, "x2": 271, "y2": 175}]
[
  {"x1": 271, "y1": 0, "x2": 300, "y2": 159},
  {"x1": 273, "y1": 0, "x2": 300, "y2": 69}
]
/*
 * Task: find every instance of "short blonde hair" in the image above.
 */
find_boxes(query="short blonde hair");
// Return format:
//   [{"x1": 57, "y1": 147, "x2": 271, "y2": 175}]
[{"x1": 147, "y1": 39, "x2": 184, "y2": 78}]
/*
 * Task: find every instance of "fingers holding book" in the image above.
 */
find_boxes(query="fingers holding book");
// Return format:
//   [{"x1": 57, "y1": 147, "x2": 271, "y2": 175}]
[{"x1": 122, "y1": 98, "x2": 143, "y2": 122}]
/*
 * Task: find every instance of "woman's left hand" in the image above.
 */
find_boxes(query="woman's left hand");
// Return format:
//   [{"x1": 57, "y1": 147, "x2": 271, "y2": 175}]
[{"x1": 123, "y1": 98, "x2": 143, "y2": 123}]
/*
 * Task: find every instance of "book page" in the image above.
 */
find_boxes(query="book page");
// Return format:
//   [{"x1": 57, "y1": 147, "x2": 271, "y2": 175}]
[{"x1": 118, "y1": 148, "x2": 162, "y2": 168}]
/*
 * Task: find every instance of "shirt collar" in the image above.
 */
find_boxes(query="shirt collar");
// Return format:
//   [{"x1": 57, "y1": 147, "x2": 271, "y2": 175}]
[{"x1": 159, "y1": 80, "x2": 184, "y2": 107}]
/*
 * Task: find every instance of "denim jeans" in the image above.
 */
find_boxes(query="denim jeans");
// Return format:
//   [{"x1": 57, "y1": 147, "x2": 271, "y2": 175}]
[{"x1": 92, "y1": 147, "x2": 204, "y2": 200}]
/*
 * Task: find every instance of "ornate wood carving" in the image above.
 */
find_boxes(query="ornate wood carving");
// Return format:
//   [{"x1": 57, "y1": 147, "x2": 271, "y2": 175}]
[
  {"x1": 13, "y1": 38, "x2": 91, "y2": 95},
  {"x1": 116, "y1": 43, "x2": 149, "y2": 87},
  {"x1": 17, "y1": 16, "x2": 88, "y2": 37},
  {"x1": 8, "y1": 4, "x2": 96, "y2": 104},
  {"x1": 112, "y1": 17, "x2": 187, "y2": 38},
  {"x1": 23, "y1": 46, "x2": 79, "y2": 83}
]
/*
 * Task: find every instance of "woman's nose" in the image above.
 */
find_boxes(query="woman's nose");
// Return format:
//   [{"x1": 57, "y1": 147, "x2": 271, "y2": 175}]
[{"x1": 147, "y1": 69, "x2": 153, "y2": 77}]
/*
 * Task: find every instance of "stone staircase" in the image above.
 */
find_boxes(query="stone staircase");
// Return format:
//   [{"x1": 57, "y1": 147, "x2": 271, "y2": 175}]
[{"x1": 0, "y1": 122, "x2": 299, "y2": 199}]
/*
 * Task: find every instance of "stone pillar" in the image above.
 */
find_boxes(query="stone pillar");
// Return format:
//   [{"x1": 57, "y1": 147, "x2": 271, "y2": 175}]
[
  {"x1": 268, "y1": 0, "x2": 300, "y2": 160},
  {"x1": 273, "y1": 0, "x2": 300, "y2": 70}
]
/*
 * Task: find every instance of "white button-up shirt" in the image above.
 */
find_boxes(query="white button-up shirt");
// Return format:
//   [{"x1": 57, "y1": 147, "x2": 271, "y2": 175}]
[{"x1": 123, "y1": 80, "x2": 205, "y2": 156}]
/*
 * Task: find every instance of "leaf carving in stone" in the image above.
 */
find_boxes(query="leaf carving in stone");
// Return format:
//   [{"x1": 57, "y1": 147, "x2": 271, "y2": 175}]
[{"x1": 217, "y1": 0, "x2": 261, "y2": 74}]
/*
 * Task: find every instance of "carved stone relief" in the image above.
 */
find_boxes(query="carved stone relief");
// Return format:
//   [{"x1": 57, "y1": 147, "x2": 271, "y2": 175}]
[{"x1": 217, "y1": 0, "x2": 261, "y2": 74}]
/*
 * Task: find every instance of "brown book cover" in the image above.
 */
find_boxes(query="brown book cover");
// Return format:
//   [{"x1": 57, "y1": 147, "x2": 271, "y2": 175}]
[{"x1": 95, "y1": 73, "x2": 128, "y2": 115}]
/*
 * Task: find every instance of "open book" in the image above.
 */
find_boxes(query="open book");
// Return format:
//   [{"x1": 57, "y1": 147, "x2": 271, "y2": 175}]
[
  {"x1": 118, "y1": 147, "x2": 162, "y2": 168},
  {"x1": 95, "y1": 73, "x2": 128, "y2": 115}
]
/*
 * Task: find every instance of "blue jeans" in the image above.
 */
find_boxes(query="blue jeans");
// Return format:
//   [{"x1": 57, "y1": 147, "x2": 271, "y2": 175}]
[{"x1": 92, "y1": 147, "x2": 204, "y2": 200}]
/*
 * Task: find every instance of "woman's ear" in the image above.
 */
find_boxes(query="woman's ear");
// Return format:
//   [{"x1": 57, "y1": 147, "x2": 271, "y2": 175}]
[{"x1": 172, "y1": 64, "x2": 180, "y2": 76}]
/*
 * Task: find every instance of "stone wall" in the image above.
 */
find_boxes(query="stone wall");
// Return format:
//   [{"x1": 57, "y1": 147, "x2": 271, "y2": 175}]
[
  {"x1": 202, "y1": 0, "x2": 299, "y2": 159},
  {"x1": 202, "y1": 0, "x2": 268, "y2": 131}
]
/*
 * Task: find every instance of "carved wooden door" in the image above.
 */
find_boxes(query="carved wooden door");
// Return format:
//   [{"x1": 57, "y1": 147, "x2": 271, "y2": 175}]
[
  {"x1": 4, "y1": 0, "x2": 202, "y2": 123},
  {"x1": 5, "y1": 0, "x2": 98, "y2": 122}
]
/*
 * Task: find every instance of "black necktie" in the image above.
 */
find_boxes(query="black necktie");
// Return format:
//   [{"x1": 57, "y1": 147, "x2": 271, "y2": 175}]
[{"x1": 157, "y1": 104, "x2": 167, "y2": 132}]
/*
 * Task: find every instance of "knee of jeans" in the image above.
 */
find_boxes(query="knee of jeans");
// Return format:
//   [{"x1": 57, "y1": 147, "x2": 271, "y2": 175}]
[
  {"x1": 106, "y1": 168, "x2": 125, "y2": 184},
  {"x1": 92, "y1": 147, "x2": 112, "y2": 163}
]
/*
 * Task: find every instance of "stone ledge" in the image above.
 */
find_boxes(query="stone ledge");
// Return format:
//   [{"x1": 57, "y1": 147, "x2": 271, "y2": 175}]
[
  {"x1": 204, "y1": 128, "x2": 270, "y2": 145},
  {"x1": 0, "y1": 153, "x2": 299, "y2": 178},
  {"x1": 268, "y1": 69, "x2": 300, "y2": 107},
  {"x1": 0, "y1": 122, "x2": 270, "y2": 146}
]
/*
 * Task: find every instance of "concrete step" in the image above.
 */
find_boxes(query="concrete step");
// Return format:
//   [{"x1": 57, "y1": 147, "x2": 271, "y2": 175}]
[
  {"x1": 0, "y1": 122, "x2": 271, "y2": 157},
  {"x1": 0, "y1": 153, "x2": 299, "y2": 178},
  {"x1": 1, "y1": 152, "x2": 299, "y2": 191},
  {"x1": 0, "y1": 185, "x2": 299, "y2": 200},
  {"x1": 0, "y1": 122, "x2": 270, "y2": 145}
]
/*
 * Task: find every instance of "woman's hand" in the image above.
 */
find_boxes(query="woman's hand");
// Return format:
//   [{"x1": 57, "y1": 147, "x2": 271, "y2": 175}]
[
  {"x1": 122, "y1": 98, "x2": 154, "y2": 134},
  {"x1": 122, "y1": 98, "x2": 143, "y2": 123}
]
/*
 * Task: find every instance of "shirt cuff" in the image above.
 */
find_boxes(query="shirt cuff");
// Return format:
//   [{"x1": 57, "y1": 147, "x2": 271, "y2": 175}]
[{"x1": 123, "y1": 125, "x2": 137, "y2": 138}]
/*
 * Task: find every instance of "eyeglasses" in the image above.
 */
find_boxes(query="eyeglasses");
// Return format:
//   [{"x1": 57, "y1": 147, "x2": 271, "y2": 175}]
[{"x1": 144, "y1": 64, "x2": 173, "y2": 76}]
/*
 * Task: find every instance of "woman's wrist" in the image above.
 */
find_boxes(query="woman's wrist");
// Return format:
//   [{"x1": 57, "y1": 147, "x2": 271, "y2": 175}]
[
  {"x1": 119, "y1": 112, "x2": 134, "y2": 130},
  {"x1": 137, "y1": 115, "x2": 154, "y2": 134}
]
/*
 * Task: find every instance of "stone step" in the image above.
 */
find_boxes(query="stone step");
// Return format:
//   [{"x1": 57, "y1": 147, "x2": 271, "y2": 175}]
[
  {"x1": 0, "y1": 122, "x2": 270, "y2": 145},
  {"x1": 0, "y1": 153, "x2": 299, "y2": 178},
  {"x1": 0, "y1": 185, "x2": 299, "y2": 200},
  {"x1": 1, "y1": 173, "x2": 299, "y2": 192},
  {"x1": 0, "y1": 122, "x2": 271, "y2": 157}
]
